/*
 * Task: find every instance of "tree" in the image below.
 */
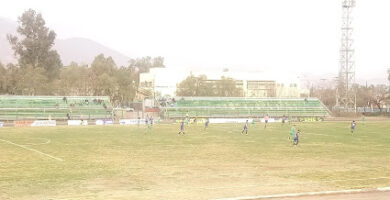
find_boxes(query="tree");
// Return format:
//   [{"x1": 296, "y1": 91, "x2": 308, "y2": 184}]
[
  {"x1": 311, "y1": 82, "x2": 337, "y2": 109},
  {"x1": 112, "y1": 66, "x2": 137, "y2": 105},
  {"x1": 129, "y1": 56, "x2": 165, "y2": 74},
  {"x1": 354, "y1": 84, "x2": 371, "y2": 108},
  {"x1": 94, "y1": 73, "x2": 117, "y2": 97},
  {"x1": 2, "y1": 64, "x2": 20, "y2": 95},
  {"x1": 90, "y1": 54, "x2": 118, "y2": 98},
  {"x1": 7, "y1": 9, "x2": 62, "y2": 80},
  {"x1": 152, "y1": 56, "x2": 165, "y2": 68},
  {"x1": 91, "y1": 54, "x2": 116, "y2": 76},
  {"x1": 0, "y1": 62, "x2": 6, "y2": 93},
  {"x1": 388, "y1": 68, "x2": 390, "y2": 84},
  {"x1": 369, "y1": 84, "x2": 388, "y2": 111},
  {"x1": 57, "y1": 62, "x2": 91, "y2": 96},
  {"x1": 176, "y1": 74, "x2": 241, "y2": 97},
  {"x1": 16, "y1": 65, "x2": 49, "y2": 95},
  {"x1": 176, "y1": 74, "x2": 212, "y2": 96},
  {"x1": 215, "y1": 76, "x2": 242, "y2": 97},
  {"x1": 176, "y1": 74, "x2": 201, "y2": 96},
  {"x1": 354, "y1": 84, "x2": 388, "y2": 111},
  {"x1": 129, "y1": 56, "x2": 165, "y2": 87}
]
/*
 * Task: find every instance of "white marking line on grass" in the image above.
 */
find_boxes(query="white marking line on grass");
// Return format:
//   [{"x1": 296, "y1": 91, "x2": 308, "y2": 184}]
[
  {"x1": 0, "y1": 139, "x2": 63, "y2": 162},
  {"x1": 194, "y1": 177, "x2": 390, "y2": 192},
  {"x1": 323, "y1": 176, "x2": 390, "y2": 183},
  {"x1": 210, "y1": 186, "x2": 390, "y2": 200},
  {"x1": 210, "y1": 189, "x2": 364, "y2": 200},
  {"x1": 378, "y1": 187, "x2": 390, "y2": 191},
  {"x1": 24, "y1": 138, "x2": 51, "y2": 146}
]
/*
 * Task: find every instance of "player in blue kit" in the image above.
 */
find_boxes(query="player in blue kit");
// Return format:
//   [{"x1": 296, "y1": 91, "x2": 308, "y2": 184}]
[
  {"x1": 241, "y1": 120, "x2": 249, "y2": 135},
  {"x1": 351, "y1": 120, "x2": 356, "y2": 133},
  {"x1": 178, "y1": 120, "x2": 185, "y2": 135},
  {"x1": 204, "y1": 118, "x2": 209, "y2": 130},
  {"x1": 293, "y1": 130, "x2": 301, "y2": 146}
]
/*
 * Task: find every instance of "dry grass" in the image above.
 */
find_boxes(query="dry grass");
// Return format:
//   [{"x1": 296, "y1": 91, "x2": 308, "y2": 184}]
[{"x1": 0, "y1": 121, "x2": 390, "y2": 200}]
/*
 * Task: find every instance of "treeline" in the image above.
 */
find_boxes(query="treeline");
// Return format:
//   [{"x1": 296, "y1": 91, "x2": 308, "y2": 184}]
[
  {"x1": 312, "y1": 82, "x2": 390, "y2": 110},
  {"x1": 177, "y1": 73, "x2": 390, "y2": 110},
  {"x1": 176, "y1": 74, "x2": 242, "y2": 97},
  {"x1": 0, "y1": 9, "x2": 164, "y2": 106}
]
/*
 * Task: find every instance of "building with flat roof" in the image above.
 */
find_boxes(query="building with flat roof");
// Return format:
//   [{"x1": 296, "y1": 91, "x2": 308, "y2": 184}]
[{"x1": 138, "y1": 68, "x2": 306, "y2": 98}]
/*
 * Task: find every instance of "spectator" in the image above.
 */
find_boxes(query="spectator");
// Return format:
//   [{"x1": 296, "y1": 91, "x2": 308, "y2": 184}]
[
  {"x1": 63, "y1": 97, "x2": 67, "y2": 104},
  {"x1": 66, "y1": 113, "x2": 70, "y2": 120}
]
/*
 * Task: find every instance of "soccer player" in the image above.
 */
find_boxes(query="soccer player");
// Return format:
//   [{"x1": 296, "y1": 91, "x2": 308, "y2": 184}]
[
  {"x1": 351, "y1": 120, "x2": 356, "y2": 133},
  {"x1": 264, "y1": 114, "x2": 269, "y2": 129},
  {"x1": 145, "y1": 117, "x2": 151, "y2": 131},
  {"x1": 362, "y1": 113, "x2": 366, "y2": 125},
  {"x1": 293, "y1": 130, "x2": 301, "y2": 146},
  {"x1": 145, "y1": 115, "x2": 149, "y2": 126},
  {"x1": 241, "y1": 120, "x2": 249, "y2": 135},
  {"x1": 204, "y1": 118, "x2": 209, "y2": 130},
  {"x1": 289, "y1": 125, "x2": 296, "y2": 141},
  {"x1": 185, "y1": 113, "x2": 189, "y2": 125},
  {"x1": 178, "y1": 120, "x2": 185, "y2": 135},
  {"x1": 281, "y1": 115, "x2": 286, "y2": 126},
  {"x1": 148, "y1": 116, "x2": 153, "y2": 131}
]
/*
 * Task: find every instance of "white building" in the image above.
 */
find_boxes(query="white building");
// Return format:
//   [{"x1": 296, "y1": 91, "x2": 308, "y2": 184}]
[{"x1": 139, "y1": 67, "x2": 307, "y2": 98}]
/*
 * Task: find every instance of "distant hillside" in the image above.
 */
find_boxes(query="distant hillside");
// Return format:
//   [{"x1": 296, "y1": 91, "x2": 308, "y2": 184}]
[
  {"x1": 0, "y1": 18, "x2": 17, "y2": 64},
  {"x1": 54, "y1": 38, "x2": 130, "y2": 66},
  {"x1": 0, "y1": 18, "x2": 130, "y2": 66}
]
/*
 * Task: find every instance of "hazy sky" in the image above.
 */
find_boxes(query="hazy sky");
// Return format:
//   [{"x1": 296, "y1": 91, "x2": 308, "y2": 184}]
[{"x1": 1, "y1": 0, "x2": 390, "y2": 84}]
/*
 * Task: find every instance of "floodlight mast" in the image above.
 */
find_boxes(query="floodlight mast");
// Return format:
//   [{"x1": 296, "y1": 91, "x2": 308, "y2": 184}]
[{"x1": 337, "y1": 0, "x2": 356, "y2": 111}]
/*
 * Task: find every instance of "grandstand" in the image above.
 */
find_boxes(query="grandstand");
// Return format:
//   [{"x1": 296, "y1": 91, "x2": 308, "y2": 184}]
[
  {"x1": 162, "y1": 97, "x2": 330, "y2": 118},
  {"x1": 0, "y1": 96, "x2": 112, "y2": 120}
]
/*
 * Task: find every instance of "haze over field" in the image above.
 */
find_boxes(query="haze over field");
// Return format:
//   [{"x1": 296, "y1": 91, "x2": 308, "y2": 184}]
[{"x1": 1, "y1": 0, "x2": 390, "y2": 85}]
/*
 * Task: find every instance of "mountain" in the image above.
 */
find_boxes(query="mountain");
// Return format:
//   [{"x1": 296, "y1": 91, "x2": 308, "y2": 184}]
[
  {"x1": 54, "y1": 38, "x2": 130, "y2": 66},
  {"x1": 0, "y1": 18, "x2": 130, "y2": 66},
  {"x1": 0, "y1": 18, "x2": 17, "y2": 64}
]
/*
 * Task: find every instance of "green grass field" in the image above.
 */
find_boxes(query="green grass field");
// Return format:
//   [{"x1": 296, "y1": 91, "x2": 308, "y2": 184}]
[{"x1": 1, "y1": 121, "x2": 390, "y2": 200}]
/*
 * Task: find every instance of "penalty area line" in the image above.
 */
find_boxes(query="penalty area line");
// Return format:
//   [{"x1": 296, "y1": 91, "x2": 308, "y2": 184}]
[{"x1": 0, "y1": 139, "x2": 63, "y2": 162}]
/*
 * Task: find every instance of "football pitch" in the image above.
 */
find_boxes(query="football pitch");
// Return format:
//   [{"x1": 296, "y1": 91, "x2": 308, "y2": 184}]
[{"x1": 1, "y1": 121, "x2": 390, "y2": 200}]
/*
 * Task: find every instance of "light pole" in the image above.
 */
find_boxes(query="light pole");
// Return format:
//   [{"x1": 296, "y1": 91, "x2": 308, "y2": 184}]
[{"x1": 333, "y1": 77, "x2": 339, "y2": 108}]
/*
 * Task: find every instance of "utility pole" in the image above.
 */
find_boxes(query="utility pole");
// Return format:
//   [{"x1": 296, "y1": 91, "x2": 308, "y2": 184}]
[{"x1": 337, "y1": 0, "x2": 356, "y2": 111}]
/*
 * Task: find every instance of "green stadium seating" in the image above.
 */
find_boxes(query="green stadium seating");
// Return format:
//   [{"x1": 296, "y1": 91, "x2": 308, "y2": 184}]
[
  {"x1": 162, "y1": 97, "x2": 330, "y2": 118},
  {"x1": 0, "y1": 96, "x2": 112, "y2": 120}
]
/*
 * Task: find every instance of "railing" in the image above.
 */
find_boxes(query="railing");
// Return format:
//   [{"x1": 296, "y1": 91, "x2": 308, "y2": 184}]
[
  {"x1": 0, "y1": 107, "x2": 112, "y2": 120},
  {"x1": 357, "y1": 107, "x2": 390, "y2": 113}
]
